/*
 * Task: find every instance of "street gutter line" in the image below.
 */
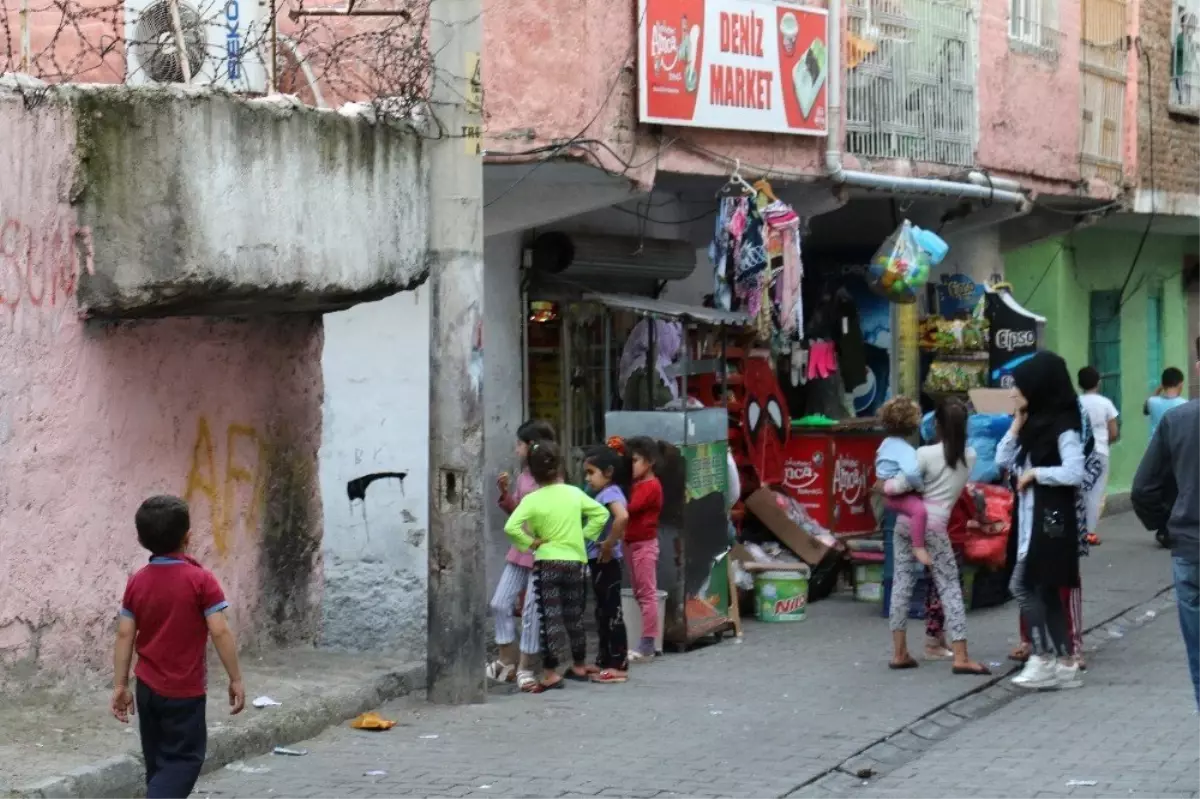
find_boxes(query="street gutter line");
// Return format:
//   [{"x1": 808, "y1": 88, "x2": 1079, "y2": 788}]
[{"x1": 782, "y1": 583, "x2": 1177, "y2": 798}]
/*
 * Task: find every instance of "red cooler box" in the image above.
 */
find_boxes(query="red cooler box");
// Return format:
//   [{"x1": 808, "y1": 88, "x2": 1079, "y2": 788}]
[{"x1": 782, "y1": 430, "x2": 883, "y2": 536}]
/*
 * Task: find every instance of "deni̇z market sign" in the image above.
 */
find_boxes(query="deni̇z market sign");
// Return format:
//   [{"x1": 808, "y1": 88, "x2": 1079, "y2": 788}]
[{"x1": 639, "y1": 0, "x2": 828, "y2": 136}]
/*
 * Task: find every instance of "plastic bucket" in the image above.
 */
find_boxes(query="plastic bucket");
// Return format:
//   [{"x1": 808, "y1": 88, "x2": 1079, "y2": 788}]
[
  {"x1": 621, "y1": 588, "x2": 668, "y2": 653},
  {"x1": 754, "y1": 567, "x2": 811, "y2": 622},
  {"x1": 855, "y1": 563, "x2": 885, "y2": 603}
]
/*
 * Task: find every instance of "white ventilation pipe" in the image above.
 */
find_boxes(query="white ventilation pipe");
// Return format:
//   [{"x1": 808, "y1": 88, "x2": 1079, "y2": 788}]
[{"x1": 276, "y1": 34, "x2": 327, "y2": 109}]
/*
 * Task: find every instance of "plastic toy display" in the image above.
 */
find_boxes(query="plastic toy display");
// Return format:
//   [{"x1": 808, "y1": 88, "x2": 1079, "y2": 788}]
[{"x1": 867, "y1": 220, "x2": 948, "y2": 303}]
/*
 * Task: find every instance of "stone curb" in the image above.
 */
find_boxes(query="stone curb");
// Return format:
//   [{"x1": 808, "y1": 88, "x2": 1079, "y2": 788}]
[
  {"x1": 788, "y1": 585, "x2": 1178, "y2": 797},
  {"x1": 8, "y1": 663, "x2": 425, "y2": 799}
]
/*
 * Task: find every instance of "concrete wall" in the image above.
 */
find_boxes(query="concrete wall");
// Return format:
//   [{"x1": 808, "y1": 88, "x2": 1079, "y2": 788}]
[
  {"x1": 481, "y1": 233, "x2": 524, "y2": 590},
  {"x1": 976, "y1": 0, "x2": 1084, "y2": 187},
  {"x1": 1004, "y1": 229, "x2": 1196, "y2": 492},
  {"x1": 1, "y1": 83, "x2": 429, "y2": 318},
  {"x1": 316, "y1": 232, "x2": 524, "y2": 651},
  {"x1": 318, "y1": 291, "x2": 430, "y2": 655}
]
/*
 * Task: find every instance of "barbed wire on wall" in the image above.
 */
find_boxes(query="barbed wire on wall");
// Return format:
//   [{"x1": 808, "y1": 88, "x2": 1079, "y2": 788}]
[{"x1": 0, "y1": 0, "x2": 434, "y2": 124}]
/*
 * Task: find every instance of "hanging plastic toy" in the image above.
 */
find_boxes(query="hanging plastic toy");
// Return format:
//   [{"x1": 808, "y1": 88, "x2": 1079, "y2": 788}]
[{"x1": 867, "y1": 220, "x2": 947, "y2": 304}]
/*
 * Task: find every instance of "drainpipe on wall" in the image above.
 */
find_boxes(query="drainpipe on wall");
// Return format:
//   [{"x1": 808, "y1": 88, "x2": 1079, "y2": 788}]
[{"x1": 823, "y1": 0, "x2": 1031, "y2": 214}]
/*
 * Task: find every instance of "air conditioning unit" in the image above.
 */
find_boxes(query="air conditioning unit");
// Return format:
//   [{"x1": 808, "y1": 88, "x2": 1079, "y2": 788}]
[{"x1": 125, "y1": 0, "x2": 268, "y2": 92}]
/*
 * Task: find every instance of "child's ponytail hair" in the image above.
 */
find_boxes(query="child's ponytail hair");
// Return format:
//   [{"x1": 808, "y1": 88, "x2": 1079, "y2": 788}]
[
  {"x1": 625, "y1": 436, "x2": 663, "y2": 474},
  {"x1": 585, "y1": 439, "x2": 633, "y2": 500},
  {"x1": 527, "y1": 440, "x2": 563, "y2": 486}
]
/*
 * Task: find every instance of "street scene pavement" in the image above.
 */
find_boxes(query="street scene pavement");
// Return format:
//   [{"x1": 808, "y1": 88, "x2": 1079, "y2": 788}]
[{"x1": 195, "y1": 513, "x2": 1198, "y2": 799}]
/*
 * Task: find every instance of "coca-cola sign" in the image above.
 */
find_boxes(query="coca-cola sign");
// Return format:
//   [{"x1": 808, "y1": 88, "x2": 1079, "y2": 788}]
[
  {"x1": 832, "y1": 456, "x2": 864, "y2": 507},
  {"x1": 783, "y1": 451, "x2": 822, "y2": 493}
]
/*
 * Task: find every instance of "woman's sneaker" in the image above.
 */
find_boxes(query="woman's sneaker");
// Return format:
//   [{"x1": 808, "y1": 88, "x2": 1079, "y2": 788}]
[
  {"x1": 1011, "y1": 654, "x2": 1058, "y2": 689},
  {"x1": 1054, "y1": 660, "x2": 1083, "y2": 689}
]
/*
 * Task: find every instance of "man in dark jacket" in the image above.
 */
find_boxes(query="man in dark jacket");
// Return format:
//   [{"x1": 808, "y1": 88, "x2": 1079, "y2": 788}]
[{"x1": 1131, "y1": 338, "x2": 1200, "y2": 709}]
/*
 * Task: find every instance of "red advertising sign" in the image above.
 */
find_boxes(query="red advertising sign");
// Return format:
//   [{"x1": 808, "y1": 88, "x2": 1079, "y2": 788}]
[
  {"x1": 781, "y1": 434, "x2": 830, "y2": 527},
  {"x1": 638, "y1": 0, "x2": 829, "y2": 136},
  {"x1": 830, "y1": 435, "x2": 883, "y2": 535}
]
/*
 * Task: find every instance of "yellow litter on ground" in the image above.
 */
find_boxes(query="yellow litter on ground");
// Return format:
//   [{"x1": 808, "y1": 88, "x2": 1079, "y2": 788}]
[{"x1": 349, "y1": 711, "x2": 396, "y2": 731}]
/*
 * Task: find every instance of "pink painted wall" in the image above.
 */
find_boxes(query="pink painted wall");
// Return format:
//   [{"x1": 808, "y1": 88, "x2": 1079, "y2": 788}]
[
  {"x1": 481, "y1": 0, "x2": 824, "y2": 184},
  {"x1": 0, "y1": 94, "x2": 324, "y2": 681},
  {"x1": 975, "y1": 0, "x2": 1084, "y2": 187}
]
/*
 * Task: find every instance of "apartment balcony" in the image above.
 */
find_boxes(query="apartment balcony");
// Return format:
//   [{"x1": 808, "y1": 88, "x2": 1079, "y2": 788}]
[{"x1": 845, "y1": 0, "x2": 976, "y2": 167}]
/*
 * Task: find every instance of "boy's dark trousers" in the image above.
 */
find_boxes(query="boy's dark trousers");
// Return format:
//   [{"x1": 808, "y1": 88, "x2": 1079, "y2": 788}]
[
  {"x1": 136, "y1": 681, "x2": 207, "y2": 798},
  {"x1": 589, "y1": 557, "x2": 629, "y2": 670}
]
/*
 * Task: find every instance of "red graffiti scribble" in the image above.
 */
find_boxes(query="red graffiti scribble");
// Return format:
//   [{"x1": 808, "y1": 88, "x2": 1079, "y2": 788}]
[{"x1": 0, "y1": 218, "x2": 96, "y2": 314}]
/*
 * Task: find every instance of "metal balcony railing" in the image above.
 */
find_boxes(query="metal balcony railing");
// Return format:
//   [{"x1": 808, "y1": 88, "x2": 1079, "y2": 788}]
[{"x1": 845, "y1": 0, "x2": 975, "y2": 167}]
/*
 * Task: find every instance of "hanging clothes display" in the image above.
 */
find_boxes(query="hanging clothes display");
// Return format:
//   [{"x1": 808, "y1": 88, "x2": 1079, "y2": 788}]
[{"x1": 708, "y1": 172, "x2": 804, "y2": 352}]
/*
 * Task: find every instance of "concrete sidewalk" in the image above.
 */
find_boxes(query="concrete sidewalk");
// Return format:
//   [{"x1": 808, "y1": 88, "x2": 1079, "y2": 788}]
[
  {"x1": 3, "y1": 512, "x2": 1175, "y2": 798},
  {"x1": 1, "y1": 651, "x2": 423, "y2": 798}
]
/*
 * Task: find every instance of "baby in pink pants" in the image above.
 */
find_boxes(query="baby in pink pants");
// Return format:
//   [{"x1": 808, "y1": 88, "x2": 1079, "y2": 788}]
[{"x1": 876, "y1": 397, "x2": 931, "y2": 567}]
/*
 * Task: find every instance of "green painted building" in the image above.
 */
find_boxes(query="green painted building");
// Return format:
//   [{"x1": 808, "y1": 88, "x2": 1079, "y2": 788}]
[{"x1": 1004, "y1": 228, "x2": 1199, "y2": 493}]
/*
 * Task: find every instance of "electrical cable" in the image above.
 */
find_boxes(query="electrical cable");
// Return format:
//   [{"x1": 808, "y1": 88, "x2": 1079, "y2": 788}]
[
  {"x1": 483, "y1": 8, "x2": 646, "y2": 208},
  {"x1": 1021, "y1": 238, "x2": 1069, "y2": 306},
  {"x1": 1115, "y1": 46, "x2": 1156, "y2": 313}
]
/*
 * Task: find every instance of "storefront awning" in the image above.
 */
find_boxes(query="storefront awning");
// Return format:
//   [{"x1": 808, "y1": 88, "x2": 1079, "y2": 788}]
[{"x1": 582, "y1": 292, "x2": 753, "y2": 327}]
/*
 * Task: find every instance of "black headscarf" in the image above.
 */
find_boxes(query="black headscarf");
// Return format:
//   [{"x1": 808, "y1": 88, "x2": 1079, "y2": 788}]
[{"x1": 1011, "y1": 351, "x2": 1082, "y2": 466}]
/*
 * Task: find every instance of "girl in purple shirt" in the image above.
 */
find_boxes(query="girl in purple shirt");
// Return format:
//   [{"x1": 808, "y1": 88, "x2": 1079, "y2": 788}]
[
  {"x1": 487, "y1": 420, "x2": 556, "y2": 691},
  {"x1": 583, "y1": 443, "x2": 632, "y2": 683}
]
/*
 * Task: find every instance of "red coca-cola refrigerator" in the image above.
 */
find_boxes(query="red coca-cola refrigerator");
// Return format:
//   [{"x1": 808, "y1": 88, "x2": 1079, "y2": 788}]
[{"x1": 781, "y1": 428, "x2": 884, "y2": 536}]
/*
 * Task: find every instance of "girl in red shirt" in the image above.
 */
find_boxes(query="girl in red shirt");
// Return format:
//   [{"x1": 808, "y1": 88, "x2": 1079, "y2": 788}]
[{"x1": 619, "y1": 436, "x2": 665, "y2": 662}]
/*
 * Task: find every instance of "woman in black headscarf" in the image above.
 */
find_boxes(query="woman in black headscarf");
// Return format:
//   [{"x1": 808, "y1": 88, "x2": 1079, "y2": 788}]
[{"x1": 996, "y1": 351, "x2": 1090, "y2": 691}]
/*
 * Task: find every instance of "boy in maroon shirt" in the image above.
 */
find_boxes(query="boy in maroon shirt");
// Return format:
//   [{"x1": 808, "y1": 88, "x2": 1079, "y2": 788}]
[{"x1": 111, "y1": 495, "x2": 246, "y2": 799}]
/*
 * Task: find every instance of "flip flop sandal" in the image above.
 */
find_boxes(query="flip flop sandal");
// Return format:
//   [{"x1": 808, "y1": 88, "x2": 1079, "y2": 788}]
[
  {"x1": 952, "y1": 663, "x2": 993, "y2": 676},
  {"x1": 517, "y1": 671, "x2": 538, "y2": 692},
  {"x1": 888, "y1": 657, "x2": 919, "y2": 670},
  {"x1": 590, "y1": 670, "x2": 628, "y2": 684},
  {"x1": 564, "y1": 670, "x2": 591, "y2": 682},
  {"x1": 528, "y1": 679, "x2": 565, "y2": 694},
  {"x1": 485, "y1": 660, "x2": 515, "y2": 683}
]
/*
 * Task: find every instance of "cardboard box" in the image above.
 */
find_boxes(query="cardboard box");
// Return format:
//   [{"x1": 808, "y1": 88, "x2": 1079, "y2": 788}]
[
  {"x1": 969, "y1": 388, "x2": 1017, "y2": 416},
  {"x1": 742, "y1": 487, "x2": 829, "y2": 565}
]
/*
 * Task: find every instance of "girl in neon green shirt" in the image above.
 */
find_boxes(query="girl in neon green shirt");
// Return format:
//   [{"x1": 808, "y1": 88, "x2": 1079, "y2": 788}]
[{"x1": 504, "y1": 441, "x2": 609, "y2": 691}]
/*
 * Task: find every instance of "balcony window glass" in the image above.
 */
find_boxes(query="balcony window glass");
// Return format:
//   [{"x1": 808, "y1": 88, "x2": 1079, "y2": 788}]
[
  {"x1": 1010, "y1": 0, "x2": 1062, "y2": 55},
  {"x1": 1172, "y1": 0, "x2": 1200, "y2": 114}
]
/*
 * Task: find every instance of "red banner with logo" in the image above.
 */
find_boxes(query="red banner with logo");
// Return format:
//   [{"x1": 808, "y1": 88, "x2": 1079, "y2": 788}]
[
  {"x1": 831, "y1": 435, "x2": 882, "y2": 535},
  {"x1": 638, "y1": 0, "x2": 828, "y2": 135}
]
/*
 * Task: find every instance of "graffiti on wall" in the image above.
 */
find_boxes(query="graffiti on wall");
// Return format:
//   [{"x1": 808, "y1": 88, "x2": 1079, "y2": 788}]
[
  {"x1": 182, "y1": 414, "x2": 321, "y2": 641},
  {"x1": 184, "y1": 417, "x2": 268, "y2": 556},
  {"x1": 0, "y1": 218, "x2": 95, "y2": 315}
]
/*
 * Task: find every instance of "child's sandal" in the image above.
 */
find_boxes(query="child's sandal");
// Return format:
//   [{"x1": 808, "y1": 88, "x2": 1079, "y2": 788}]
[{"x1": 485, "y1": 660, "x2": 515, "y2": 683}]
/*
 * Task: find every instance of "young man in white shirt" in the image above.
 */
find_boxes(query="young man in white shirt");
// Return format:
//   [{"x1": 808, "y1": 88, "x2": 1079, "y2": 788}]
[{"x1": 1078, "y1": 366, "x2": 1120, "y2": 546}]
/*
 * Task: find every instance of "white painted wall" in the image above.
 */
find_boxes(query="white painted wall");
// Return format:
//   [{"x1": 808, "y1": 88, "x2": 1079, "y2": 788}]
[
  {"x1": 318, "y1": 289, "x2": 430, "y2": 655},
  {"x1": 940, "y1": 227, "x2": 1005, "y2": 285},
  {"x1": 317, "y1": 231, "x2": 526, "y2": 652}
]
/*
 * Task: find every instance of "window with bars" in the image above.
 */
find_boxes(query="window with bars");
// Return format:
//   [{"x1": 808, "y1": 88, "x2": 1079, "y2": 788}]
[
  {"x1": 1171, "y1": 0, "x2": 1200, "y2": 114},
  {"x1": 1089, "y1": 290, "x2": 1123, "y2": 411},
  {"x1": 1010, "y1": 0, "x2": 1063, "y2": 55}
]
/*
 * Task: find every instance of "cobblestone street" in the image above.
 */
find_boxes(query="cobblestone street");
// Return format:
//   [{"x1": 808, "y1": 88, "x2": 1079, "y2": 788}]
[{"x1": 196, "y1": 515, "x2": 1198, "y2": 799}]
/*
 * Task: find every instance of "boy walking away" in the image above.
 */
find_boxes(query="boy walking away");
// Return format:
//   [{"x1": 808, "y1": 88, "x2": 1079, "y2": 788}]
[
  {"x1": 1145, "y1": 368, "x2": 1188, "y2": 547},
  {"x1": 1078, "y1": 366, "x2": 1119, "y2": 546},
  {"x1": 112, "y1": 496, "x2": 246, "y2": 798}
]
